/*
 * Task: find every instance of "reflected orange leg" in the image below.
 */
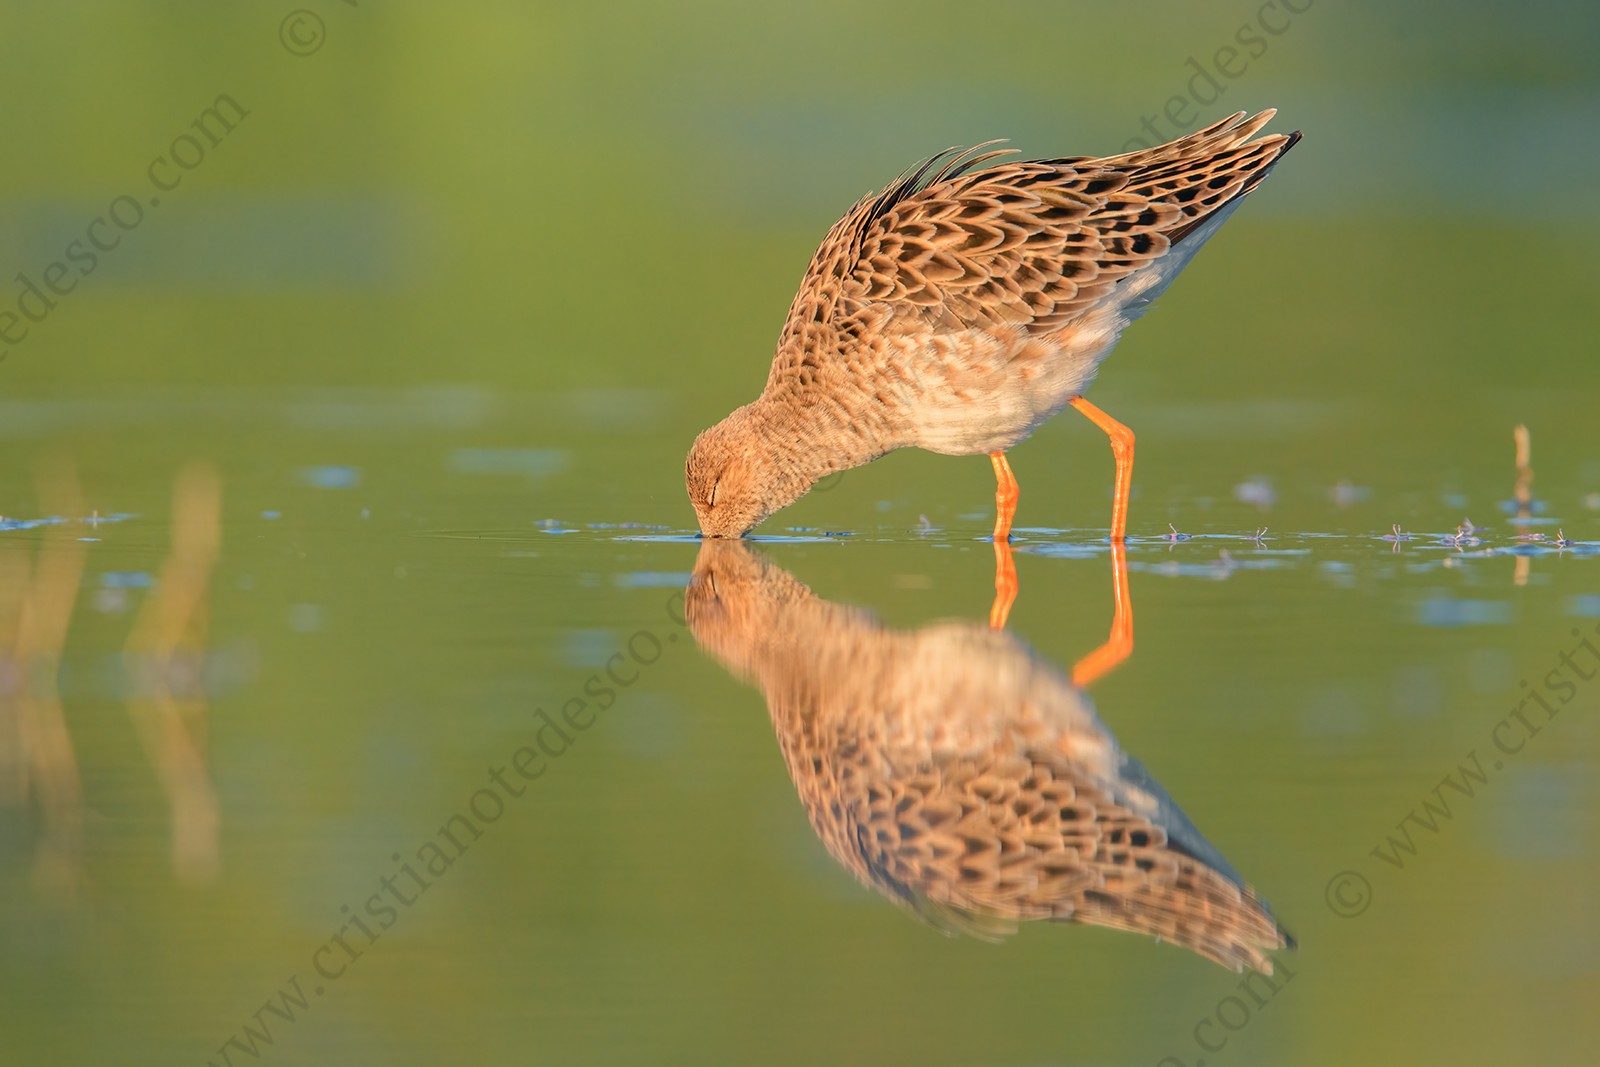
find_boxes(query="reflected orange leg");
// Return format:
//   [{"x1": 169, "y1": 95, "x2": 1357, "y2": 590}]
[
  {"x1": 1071, "y1": 542, "x2": 1133, "y2": 687},
  {"x1": 1069, "y1": 397, "x2": 1135, "y2": 543},
  {"x1": 989, "y1": 452, "x2": 1020, "y2": 628},
  {"x1": 990, "y1": 538, "x2": 1018, "y2": 629}
]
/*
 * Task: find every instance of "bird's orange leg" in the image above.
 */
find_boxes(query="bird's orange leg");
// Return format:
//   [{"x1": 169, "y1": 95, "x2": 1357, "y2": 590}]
[
  {"x1": 990, "y1": 452, "x2": 1019, "y2": 628},
  {"x1": 990, "y1": 451, "x2": 1019, "y2": 542},
  {"x1": 1071, "y1": 542, "x2": 1133, "y2": 687},
  {"x1": 1069, "y1": 397, "x2": 1135, "y2": 543}
]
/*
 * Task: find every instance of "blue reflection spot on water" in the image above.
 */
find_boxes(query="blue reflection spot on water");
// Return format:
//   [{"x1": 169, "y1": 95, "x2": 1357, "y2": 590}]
[
  {"x1": 300, "y1": 466, "x2": 360, "y2": 488},
  {"x1": 86, "y1": 642, "x2": 258, "y2": 700},
  {"x1": 1301, "y1": 687, "x2": 1370, "y2": 738},
  {"x1": 1569, "y1": 595, "x2": 1600, "y2": 616},
  {"x1": 563, "y1": 629, "x2": 616, "y2": 667},
  {"x1": 610, "y1": 693, "x2": 687, "y2": 760},
  {"x1": 367, "y1": 735, "x2": 428, "y2": 774},
  {"x1": 1467, "y1": 648, "x2": 1514, "y2": 692},
  {"x1": 6, "y1": 195, "x2": 417, "y2": 290},
  {"x1": 93, "y1": 588, "x2": 127, "y2": 613},
  {"x1": 288, "y1": 604, "x2": 324, "y2": 632},
  {"x1": 615, "y1": 572, "x2": 692, "y2": 588},
  {"x1": 1489, "y1": 766, "x2": 1591, "y2": 859},
  {"x1": 450, "y1": 448, "x2": 567, "y2": 476},
  {"x1": 1018, "y1": 543, "x2": 1105, "y2": 559},
  {"x1": 1417, "y1": 599, "x2": 1513, "y2": 626},
  {"x1": 1391, "y1": 665, "x2": 1444, "y2": 719},
  {"x1": 1234, "y1": 478, "x2": 1276, "y2": 507},
  {"x1": 1330, "y1": 483, "x2": 1371, "y2": 505},
  {"x1": 1131, "y1": 557, "x2": 1286, "y2": 579}
]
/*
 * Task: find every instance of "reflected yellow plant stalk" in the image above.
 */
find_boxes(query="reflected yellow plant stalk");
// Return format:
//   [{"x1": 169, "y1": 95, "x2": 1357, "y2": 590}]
[
  {"x1": 1513, "y1": 424, "x2": 1534, "y2": 587},
  {"x1": 125, "y1": 461, "x2": 224, "y2": 887},
  {"x1": 1, "y1": 456, "x2": 89, "y2": 896}
]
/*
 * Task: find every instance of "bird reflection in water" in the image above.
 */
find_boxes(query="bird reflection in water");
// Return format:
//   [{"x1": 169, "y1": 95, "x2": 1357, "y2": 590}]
[{"x1": 687, "y1": 539, "x2": 1292, "y2": 972}]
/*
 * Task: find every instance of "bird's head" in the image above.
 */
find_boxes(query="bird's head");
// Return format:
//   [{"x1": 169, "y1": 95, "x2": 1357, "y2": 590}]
[{"x1": 686, "y1": 411, "x2": 798, "y2": 537}]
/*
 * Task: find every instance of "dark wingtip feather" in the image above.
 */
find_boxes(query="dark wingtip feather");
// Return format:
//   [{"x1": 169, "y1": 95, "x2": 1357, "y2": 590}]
[
  {"x1": 933, "y1": 139, "x2": 1017, "y2": 185},
  {"x1": 863, "y1": 141, "x2": 1022, "y2": 233},
  {"x1": 866, "y1": 146, "x2": 963, "y2": 227},
  {"x1": 1167, "y1": 127, "x2": 1302, "y2": 246}
]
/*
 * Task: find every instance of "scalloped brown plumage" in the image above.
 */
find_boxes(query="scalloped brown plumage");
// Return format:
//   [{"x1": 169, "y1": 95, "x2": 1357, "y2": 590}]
[
  {"x1": 686, "y1": 540, "x2": 1293, "y2": 973},
  {"x1": 687, "y1": 110, "x2": 1300, "y2": 539}
]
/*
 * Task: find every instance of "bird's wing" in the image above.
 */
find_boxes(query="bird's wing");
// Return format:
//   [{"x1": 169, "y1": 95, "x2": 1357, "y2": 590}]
[{"x1": 772, "y1": 110, "x2": 1297, "y2": 372}]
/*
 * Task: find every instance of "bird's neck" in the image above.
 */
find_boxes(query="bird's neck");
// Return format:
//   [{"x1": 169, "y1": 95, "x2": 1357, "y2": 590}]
[{"x1": 747, "y1": 379, "x2": 896, "y2": 489}]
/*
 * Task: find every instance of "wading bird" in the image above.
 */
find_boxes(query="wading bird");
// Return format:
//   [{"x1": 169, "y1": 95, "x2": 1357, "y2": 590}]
[{"x1": 686, "y1": 110, "x2": 1299, "y2": 556}]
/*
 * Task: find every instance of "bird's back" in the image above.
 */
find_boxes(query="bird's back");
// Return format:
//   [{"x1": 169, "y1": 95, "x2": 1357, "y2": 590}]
[{"x1": 762, "y1": 111, "x2": 1300, "y2": 456}]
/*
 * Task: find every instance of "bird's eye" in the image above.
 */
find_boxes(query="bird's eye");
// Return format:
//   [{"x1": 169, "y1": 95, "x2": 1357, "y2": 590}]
[{"x1": 709, "y1": 482, "x2": 719, "y2": 508}]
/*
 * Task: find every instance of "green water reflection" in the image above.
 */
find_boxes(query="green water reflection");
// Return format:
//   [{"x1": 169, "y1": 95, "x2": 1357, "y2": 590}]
[{"x1": 3, "y1": 1, "x2": 1599, "y2": 1065}]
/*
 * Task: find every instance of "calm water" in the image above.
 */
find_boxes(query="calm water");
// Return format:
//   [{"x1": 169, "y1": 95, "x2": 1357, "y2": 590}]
[
  {"x1": 3, "y1": 397, "x2": 1598, "y2": 1066},
  {"x1": 3, "y1": 2, "x2": 1599, "y2": 1065}
]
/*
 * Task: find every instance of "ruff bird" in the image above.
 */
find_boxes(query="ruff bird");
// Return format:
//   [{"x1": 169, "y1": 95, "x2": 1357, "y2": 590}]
[{"x1": 686, "y1": 110, "x2": 1300, "y2": 547}]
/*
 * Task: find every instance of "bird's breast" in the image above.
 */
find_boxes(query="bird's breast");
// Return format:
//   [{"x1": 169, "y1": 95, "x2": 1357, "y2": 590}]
[{"x1": 865, "y1": 322, "x2": 1111, "y2": 456}]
